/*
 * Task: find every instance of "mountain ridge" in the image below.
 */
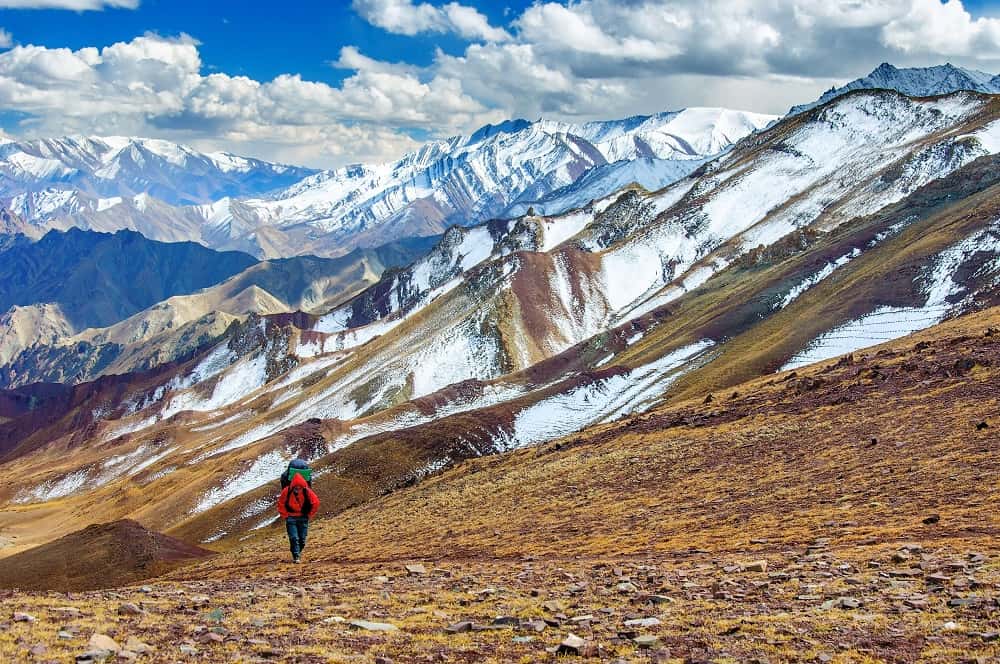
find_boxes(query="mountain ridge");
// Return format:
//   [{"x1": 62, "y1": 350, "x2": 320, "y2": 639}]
[
  {"x1": 789, "y1": 62, "x2": 1000, "y2": 115},
  {"x1": 0, "y1": 234, "x2": 439, "y2": 387},
  {"x1": 0, "y1": 227, "x2": 258, "y2": 332}
]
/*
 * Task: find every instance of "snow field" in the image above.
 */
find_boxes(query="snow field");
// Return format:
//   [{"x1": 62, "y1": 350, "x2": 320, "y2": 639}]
[
  {"x1": 500, "y1": 340, "x2": 715, "y2": 449},
  {"x1": 781, "y1": 221, "x2": 1000, "y2": 370}
]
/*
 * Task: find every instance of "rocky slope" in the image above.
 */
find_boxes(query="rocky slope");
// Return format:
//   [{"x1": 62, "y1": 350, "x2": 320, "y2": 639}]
[{"x1": 0, "y1": 89, "x2": 998, "y2": 554}]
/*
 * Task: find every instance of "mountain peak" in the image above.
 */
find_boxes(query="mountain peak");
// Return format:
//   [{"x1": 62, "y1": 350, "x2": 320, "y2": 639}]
[
  {"x1": 469, "y1": 119, "x2": 533, "y2": 143},
  {"x1": 789, "y1": 62, "x2": 1000, "y2": 116}
]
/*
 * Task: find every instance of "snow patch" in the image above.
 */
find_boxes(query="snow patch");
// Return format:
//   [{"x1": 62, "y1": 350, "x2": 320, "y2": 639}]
[
  {"x1": 781, "y1": 221, "x2": 1000, "y2": 370},
  {"x1": 192, "y1": 450, "x2": 287, "y2": 513},
  {"x1": 14, "y1": 469, "x2": 90, "y2": 504},
  {"x1": 500, "y1": 340, "x2": 715, "y2": 449},
  {"x1": 780, "y1": 248, "x2": 861, "y2": 309},
  {"x1": 96, "y1": 196, "x2": 122, "y2": 212}
]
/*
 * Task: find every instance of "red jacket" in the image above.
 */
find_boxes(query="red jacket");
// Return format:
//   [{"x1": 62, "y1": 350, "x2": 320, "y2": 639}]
[{"x1": 277, "y1": 473, "x2": 320, "y2": 519}]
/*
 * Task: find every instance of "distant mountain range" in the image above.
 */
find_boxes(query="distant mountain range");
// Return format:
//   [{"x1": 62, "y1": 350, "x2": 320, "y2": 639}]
[
  {"x1": 1, "y1": 109, "x2": 774, "y2": 258},
  {"x1": 0, "y1": 229, "x2": 257, "y2": 366},
  {"x1": 0, "y1": 135, "x2": 316, "y2": 206},
  {"x1": 0, "y1": 228, "x2": 258, "y2": 331},
  {"x1": 2, "y1": 63, "x2": 998, "y2": 264}
]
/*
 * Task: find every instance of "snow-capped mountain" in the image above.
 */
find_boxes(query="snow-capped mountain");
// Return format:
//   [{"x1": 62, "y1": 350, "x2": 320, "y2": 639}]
[
  {"x1": 0, "y1": 109, "x2": 774, "y2": 258},
  {"x1": 0, "y1": 135, "x2": 316, "y2": 214},
  {"x1": 201, "y1": 108, "x2": 775, "y2": 257},
  {"x1": 3, "y1": 88, "x2": 999, "y2": 548},
  {"x1": 503, "y1": 157, "x2": 709, "y2": 218},
  {"x1": 789, "y1": 62, "x2": 1000, "y2": 115}
]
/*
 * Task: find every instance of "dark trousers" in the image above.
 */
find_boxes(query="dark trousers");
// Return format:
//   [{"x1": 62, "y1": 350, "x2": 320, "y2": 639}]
[{"x1": 285, "y1": 517, "x2": 309, "y2": 558}]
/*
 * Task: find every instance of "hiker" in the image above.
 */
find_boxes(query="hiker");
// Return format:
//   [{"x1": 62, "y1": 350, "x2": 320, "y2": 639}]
[{"x1": 277, "y1": 458, "x2": 320, "y2": 564}]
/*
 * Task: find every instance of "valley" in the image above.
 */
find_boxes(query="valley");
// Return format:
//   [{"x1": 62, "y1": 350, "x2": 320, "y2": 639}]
[{"x1": 0, "y1": 304, "x2": 996, "y2": 662}]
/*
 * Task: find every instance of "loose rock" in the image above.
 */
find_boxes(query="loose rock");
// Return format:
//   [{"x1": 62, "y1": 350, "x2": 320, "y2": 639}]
[
  {"x1": 349, "y1": 620, "x2": 399, "y2": 632},
  {"x1": 634, "y1": 635, "x2": 660, "y2": 649},
  {"x1": 117, "y1": 603, "x2": 144, "y2": 616}
]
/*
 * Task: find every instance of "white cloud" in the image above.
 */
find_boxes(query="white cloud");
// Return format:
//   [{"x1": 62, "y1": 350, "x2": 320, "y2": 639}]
[
  {"x1": 0, "y1": 0, "x2": 138, "y2": 8},
  {"x1": 0, "y1": 29, "x2": 12, "y2": 49},
  {"x1": 883, "y1": 0, "x2": 1000, "y2": 57},
  {"x1": 352, "y1": 0, "x2": 511, "y2": 42},
  {"x1": 431, "y1": 0, "x2": 1000, "y2": 122},
  {"x1": 0, "y1": 33, "x2": 486, "y2": 167}
]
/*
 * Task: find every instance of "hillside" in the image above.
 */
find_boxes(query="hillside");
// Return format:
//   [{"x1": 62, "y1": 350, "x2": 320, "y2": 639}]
[
  {"x1": 0, "y1": 308, "x2": 996, "y2": 661},
  {"x1": 0, "y1": 519, "x2": 213, "y2": 592},
  {"x1": 0, "y1": 89, "x2": 998, "y2": 554}
]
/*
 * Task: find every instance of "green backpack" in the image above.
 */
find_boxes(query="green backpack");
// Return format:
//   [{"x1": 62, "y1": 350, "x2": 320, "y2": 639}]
[{"x1": 287, "y1": 467, "x2": 312, "y2": 484}]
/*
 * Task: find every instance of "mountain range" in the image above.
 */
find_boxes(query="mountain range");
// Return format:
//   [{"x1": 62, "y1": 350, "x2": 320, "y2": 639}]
[
  {"x1": 0, "y1": 79, "x2": 998, "y2": 552},
  {"x1": 0, "y1": 61, "x2": 998, "y2": 558},
  {"x1": 1, "y1": 109, "x2": 774, "y2": 259}
]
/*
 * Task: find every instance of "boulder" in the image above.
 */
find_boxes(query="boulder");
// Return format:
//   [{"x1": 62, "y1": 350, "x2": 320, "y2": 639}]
[
  {"x1": 117, "y1": 603, "x2": 144, "y2": 616},
  {"x1": 445, "y1": 621, "x2": 474, "y2": 634},
  {"x1": 88, "y1": 634, "x2": 121, "y2": 653}
]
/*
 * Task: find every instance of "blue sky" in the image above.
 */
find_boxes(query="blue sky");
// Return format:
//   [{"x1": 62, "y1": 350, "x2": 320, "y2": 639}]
[
  {"x1": 0, "y1": 0, "x2": 999, "y2": 167},
  {"x1": 0, "y1": 1, "x2": 534, "y2": 82}
]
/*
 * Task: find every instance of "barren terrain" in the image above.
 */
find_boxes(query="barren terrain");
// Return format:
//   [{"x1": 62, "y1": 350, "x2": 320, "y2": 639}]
[{"x1": 1, "y1": 307, "x2": 997, "y2": 662}]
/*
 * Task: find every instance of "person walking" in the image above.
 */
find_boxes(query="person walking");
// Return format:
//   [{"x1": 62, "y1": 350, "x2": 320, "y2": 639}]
[{"x1": 276, "y1": 459, "x2": 320, "y2": 563}]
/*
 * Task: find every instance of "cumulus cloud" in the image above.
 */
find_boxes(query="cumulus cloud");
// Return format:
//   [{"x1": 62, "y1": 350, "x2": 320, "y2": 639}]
[
  {"x1": 0, "y1": 33, "x2": 488, "y2": 167},
  {"x1": 0, "y1": 0, "x2": 138, "y2": 8},
  {"x1": 0, "y1": 29, "x2": 12, "y2": 49},
  {"x1": 883, "y1": 0, "x2": 1000, "y2": 57},
  {"x1": 352, "y1": 0, "x2": 511, "y2": 42},
  {"x1": 438, "y1": 0, "x2": 1000, "y2": 120}
]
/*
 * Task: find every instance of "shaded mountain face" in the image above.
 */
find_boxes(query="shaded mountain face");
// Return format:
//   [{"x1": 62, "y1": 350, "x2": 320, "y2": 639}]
[
  {"x1": 0, "y1": 228, "x2": 258, "y2": 333},
  {"x1": 1, "y1": 110, "x2": 775, "y2": 259},
  {"x1": 789, "y1": 62, "x2": 1000, "y2": 116},
  {"x1": 0, "y1": 235, "x2": 439, "y2": 388},
  {"x1": 1, "y1": 89, "x2": 999, "y2": 553}
]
